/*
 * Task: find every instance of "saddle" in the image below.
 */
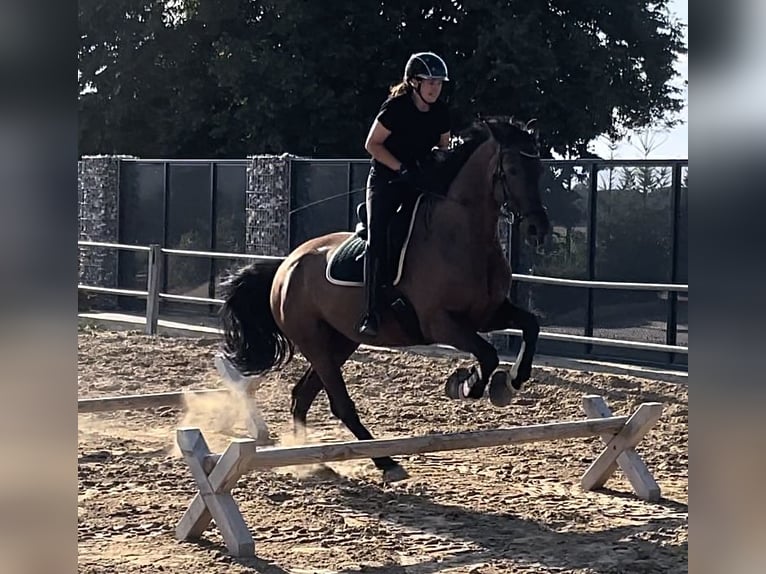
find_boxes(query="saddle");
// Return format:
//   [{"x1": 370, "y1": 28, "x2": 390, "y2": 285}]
[
  {"x1": 326, "y1": 193, "x2": 423, "y2": 288},
  {"x1": 326, "y1": 193, "x2": 425, "y2": 342}
]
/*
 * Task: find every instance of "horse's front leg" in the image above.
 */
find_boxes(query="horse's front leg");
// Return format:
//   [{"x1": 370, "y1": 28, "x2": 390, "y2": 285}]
[
  {"x1": 481, "y1": 298, "x2": 540, "y2": 406},
  {"x1": 426, "y1": 312, "x2": 500, "y2": 400}
]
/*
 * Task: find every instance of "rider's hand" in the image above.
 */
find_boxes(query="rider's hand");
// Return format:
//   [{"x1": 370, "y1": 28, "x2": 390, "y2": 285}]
[{"x1": 396, "y1": 162, "x2": 422, "y2": 186}]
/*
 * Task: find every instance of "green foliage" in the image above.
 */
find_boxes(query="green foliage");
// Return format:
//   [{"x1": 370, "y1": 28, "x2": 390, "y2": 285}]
[
  {"x1": 534, "y1": 227, "x2": 588, "y2": 279},
  {"x1": 595, "y1": 168, "x2": 674, "y2": 283},
  {"x1": 524, "y1": 162, "x2": 679, "y2": 318},
  {"x1": 79, "y1": 0, "x2": 686, "y2": 158}
]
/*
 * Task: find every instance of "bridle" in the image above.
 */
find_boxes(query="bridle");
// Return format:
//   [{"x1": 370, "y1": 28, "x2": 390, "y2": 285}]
[{"x1": 492, "y1": 144, "x2": 547, "y2": 225}]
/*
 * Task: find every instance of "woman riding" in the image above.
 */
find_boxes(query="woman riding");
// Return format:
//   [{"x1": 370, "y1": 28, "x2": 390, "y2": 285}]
[{"x1": 357, "y1": 51, "x2": 452, "y2": 337}]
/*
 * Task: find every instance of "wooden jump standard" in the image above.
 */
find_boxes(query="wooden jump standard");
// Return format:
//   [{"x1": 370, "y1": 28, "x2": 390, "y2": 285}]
[{"x1": 176, "y1": 395, "x2": 663, "y2": 557}]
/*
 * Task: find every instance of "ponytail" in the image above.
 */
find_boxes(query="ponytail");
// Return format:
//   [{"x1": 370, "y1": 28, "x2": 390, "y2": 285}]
[{"x1": 388, "y1": 81, "x2": 412, "y2": 97}]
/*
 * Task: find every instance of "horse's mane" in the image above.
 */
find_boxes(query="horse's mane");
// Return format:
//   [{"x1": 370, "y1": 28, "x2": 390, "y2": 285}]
[
  {"x1": 423, "y1": 116, "x2": 538, "y2": 196},
  {"x1": 421, "y1": 122, "x2": 487, "y2": 195}
]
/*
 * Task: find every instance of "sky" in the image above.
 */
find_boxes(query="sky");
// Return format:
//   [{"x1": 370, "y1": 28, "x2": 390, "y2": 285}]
[{"x1": 589, "y1": 0, "x2": 688, "y2": 160}]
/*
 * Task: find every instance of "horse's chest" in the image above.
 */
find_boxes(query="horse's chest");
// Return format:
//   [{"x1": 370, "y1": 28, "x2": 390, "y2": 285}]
[
  {"x1": 470, "y1": 246, "x2": 511, "y2": 312},
  {"x1": 435, "y1": 224, "x2": 464, "y2": 254},
  {"x1": 434, "y1": 220, "x2": 483, "y2": 264}
]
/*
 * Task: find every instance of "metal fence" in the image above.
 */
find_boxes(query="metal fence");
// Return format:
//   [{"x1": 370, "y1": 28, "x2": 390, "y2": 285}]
[
  {"x1": 288, "y1": 158, "x2": 688, "y2": 367},
  {"x1": 97, "y1": 157, "x2": 687, "y2": 369},
  {"x1": 77, "y1": 241, "x2": 687, "y2": 362},
  {"x1": 115, "y1": 159, "x2": 248, "y2": 312}
]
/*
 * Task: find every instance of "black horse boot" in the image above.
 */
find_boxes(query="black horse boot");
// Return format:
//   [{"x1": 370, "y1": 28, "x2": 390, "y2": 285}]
[{"x1": 357, "y1": 249, "x2": 380, "y2": 337}]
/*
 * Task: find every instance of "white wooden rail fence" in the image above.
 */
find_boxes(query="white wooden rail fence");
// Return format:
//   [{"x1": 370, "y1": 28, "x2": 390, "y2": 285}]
[
  {"x1": 77, "y1": 241, "x2": 688, "y2": 354},
  {"x1": 175, "y1": 395, "x2": 664, "y2": 557}
]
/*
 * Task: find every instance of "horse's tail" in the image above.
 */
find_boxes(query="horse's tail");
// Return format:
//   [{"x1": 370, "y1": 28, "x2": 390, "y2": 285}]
[{"x1": 218, "y1": 260, "x2": 294, "y2": 376}]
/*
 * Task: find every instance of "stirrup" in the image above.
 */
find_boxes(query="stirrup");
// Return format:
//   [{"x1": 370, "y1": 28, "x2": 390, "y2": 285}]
[{"x1": 357, "y1": 313, "x2": 379, "y2": 337}]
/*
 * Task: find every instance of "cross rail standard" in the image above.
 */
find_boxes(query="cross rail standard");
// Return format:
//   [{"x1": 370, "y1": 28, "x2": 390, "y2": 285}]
[{"x1": 175, "y1": 395, "x2": 663, "y2": 557}]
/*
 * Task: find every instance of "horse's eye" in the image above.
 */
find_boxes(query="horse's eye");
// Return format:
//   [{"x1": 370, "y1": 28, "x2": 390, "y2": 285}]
[{"x1": 509, "y1": 167, "x2": 519, "y2": 176}]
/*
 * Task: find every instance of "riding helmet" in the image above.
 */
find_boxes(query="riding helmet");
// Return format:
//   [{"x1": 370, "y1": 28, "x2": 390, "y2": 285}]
[{"x1": 404, "y1": 52, "x2": 450, "y2": 82}]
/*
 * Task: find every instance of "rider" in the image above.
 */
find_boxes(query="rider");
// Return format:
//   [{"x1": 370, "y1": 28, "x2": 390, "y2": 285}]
[{"x1": 357, "y1": 51, "x2": 452, "y2": 337}]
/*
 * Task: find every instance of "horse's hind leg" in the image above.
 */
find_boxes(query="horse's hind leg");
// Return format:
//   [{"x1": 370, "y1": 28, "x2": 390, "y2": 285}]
[
  {"x1": 290, "y1": 337, "x2": 357, "y2": 439},
  {"x1": 288, "y1": 367, "x2": 337, "y2": 479},
  {"x1": 297, "y1": 325, "x2": 409, "y2": 482},
  {"x1": 324, "y1": 367, "x2": 409, "y2": 482},
  {"x1": 482, "y1": 298, "x2": 540, "y2": 406},
  {"x1": 290, "y1": 367, "x2": 322, "y2": 441}
]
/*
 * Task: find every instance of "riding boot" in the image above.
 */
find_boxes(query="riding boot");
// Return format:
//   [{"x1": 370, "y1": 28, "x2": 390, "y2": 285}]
[{"x1": 357, "y1": 249, "x2": 380, "y2": 337}]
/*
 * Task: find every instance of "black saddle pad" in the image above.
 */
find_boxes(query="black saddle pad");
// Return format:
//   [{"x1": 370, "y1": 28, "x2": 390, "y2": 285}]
[
  {"x1": 326, "y1": 234, "x2": 367, "y2": 285},
  {"x1": 326, "y1": 194, "x2": 424, "y2": 287}
]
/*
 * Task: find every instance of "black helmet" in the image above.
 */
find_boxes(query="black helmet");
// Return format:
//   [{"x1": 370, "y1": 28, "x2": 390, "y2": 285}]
[{"x1": 404, "y1": 52, "x2": 450, "y2": 82}]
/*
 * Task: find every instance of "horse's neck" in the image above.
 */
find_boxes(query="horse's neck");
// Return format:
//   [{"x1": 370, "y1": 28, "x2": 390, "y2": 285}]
[
  {"x1": 443, "y1": 138, "x2": 501, "y2": 239},
  {"x1": 446, "y1": 138, "x2": 496, "y2": 204}
]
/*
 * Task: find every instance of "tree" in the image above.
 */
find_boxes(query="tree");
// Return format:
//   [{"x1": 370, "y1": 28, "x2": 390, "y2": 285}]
[
  {"x1": 78, "y1": 0, "x2": 237, "y2": 157},
  {"x1": 79, "y1": 0, "x2": 687, "y2": 158}
]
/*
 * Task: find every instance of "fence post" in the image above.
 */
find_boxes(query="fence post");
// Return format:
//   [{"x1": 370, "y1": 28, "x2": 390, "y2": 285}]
[
  {"x1": 146, "y1": 244, "x2": 163, "y2": 335},
  {"x1": 666, "y1": 163, "x2": 683, "y2": 363},
  {"x1": 585, "y1": 162, "x2": 599, "y2": 355}
]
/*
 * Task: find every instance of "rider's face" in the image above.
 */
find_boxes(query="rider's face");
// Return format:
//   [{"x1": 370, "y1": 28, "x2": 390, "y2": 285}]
[{"x1": 415, "y1": 78, "x2": 443, "y2": 104}]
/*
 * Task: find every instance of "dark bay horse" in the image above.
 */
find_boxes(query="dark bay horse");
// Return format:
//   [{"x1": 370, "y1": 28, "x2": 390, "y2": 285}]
[{"x1": 219, "y1": 117, "x2": 550, "y2": 481}]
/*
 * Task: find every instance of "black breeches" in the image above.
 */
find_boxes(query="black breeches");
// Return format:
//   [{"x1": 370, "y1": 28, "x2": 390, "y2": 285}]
[{"x1": 365, "y1": 167, "x2": 407, "y2": 263}]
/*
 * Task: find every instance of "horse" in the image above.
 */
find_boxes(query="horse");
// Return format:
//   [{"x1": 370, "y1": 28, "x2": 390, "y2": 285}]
[{"x1": 218, "y1": 116, "x2": 550, "y2": 481}]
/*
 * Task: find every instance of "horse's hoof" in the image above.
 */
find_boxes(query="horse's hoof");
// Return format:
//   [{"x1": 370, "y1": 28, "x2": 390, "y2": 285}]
[
  {"x1": 489, "y1": 370, "x2": 515, "y2": 407},
  {"x1": 444, "y1": 367, "x2": 471, "y2": 399},
  {"x1": 511, "y1": 371, "x2": 527, "y2": 390},
  {"x1": 445, "y1": 367, "x2": 483, "y2": 400},
  {"x1": 382, "y1": 464, "x2": 410, "y2": 483}
]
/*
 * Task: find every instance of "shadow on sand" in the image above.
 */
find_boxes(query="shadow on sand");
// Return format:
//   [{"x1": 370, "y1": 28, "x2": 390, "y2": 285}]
[{"x1": 209, "y1": 472, "x2": 687, "y2": 574}]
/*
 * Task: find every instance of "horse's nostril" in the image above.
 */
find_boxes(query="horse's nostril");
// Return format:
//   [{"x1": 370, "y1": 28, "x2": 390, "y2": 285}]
[{"x1": 528, "y1": 225, "x2": 537, "y2": 236}]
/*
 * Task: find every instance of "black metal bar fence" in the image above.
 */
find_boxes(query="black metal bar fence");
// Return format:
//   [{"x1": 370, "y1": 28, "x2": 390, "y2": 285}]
[{"x1": 80, "y1": 157, "x2": 687, "y2": 368}]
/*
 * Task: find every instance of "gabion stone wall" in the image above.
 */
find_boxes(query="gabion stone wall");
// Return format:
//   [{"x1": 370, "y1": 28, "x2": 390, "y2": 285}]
[
  {"x1": 246, "y1": 154, "x2": 294, "y2": 256},
  {"x1": 78, "y1": 155, "x2": 133, "y2": 308}
]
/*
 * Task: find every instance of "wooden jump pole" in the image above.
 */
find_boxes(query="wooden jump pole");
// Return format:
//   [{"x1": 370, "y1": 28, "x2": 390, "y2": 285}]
[
  {"x1": 78, "y1": 389, "x2": 231, "y2": 413},
  {"x1": 78, "y1": 388, "x2": 273, "y2": 445},
  {"x1": 201, "y1": 415, "x2": 629, "y2": 471},
  {"x1": 175, "y1": 395, "x2": 663, "y2": 557}
]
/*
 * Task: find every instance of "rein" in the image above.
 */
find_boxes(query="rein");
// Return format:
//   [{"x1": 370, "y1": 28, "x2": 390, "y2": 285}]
[{"x1": 492, "y1": 144, "x2": 546, "y2": 225}]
